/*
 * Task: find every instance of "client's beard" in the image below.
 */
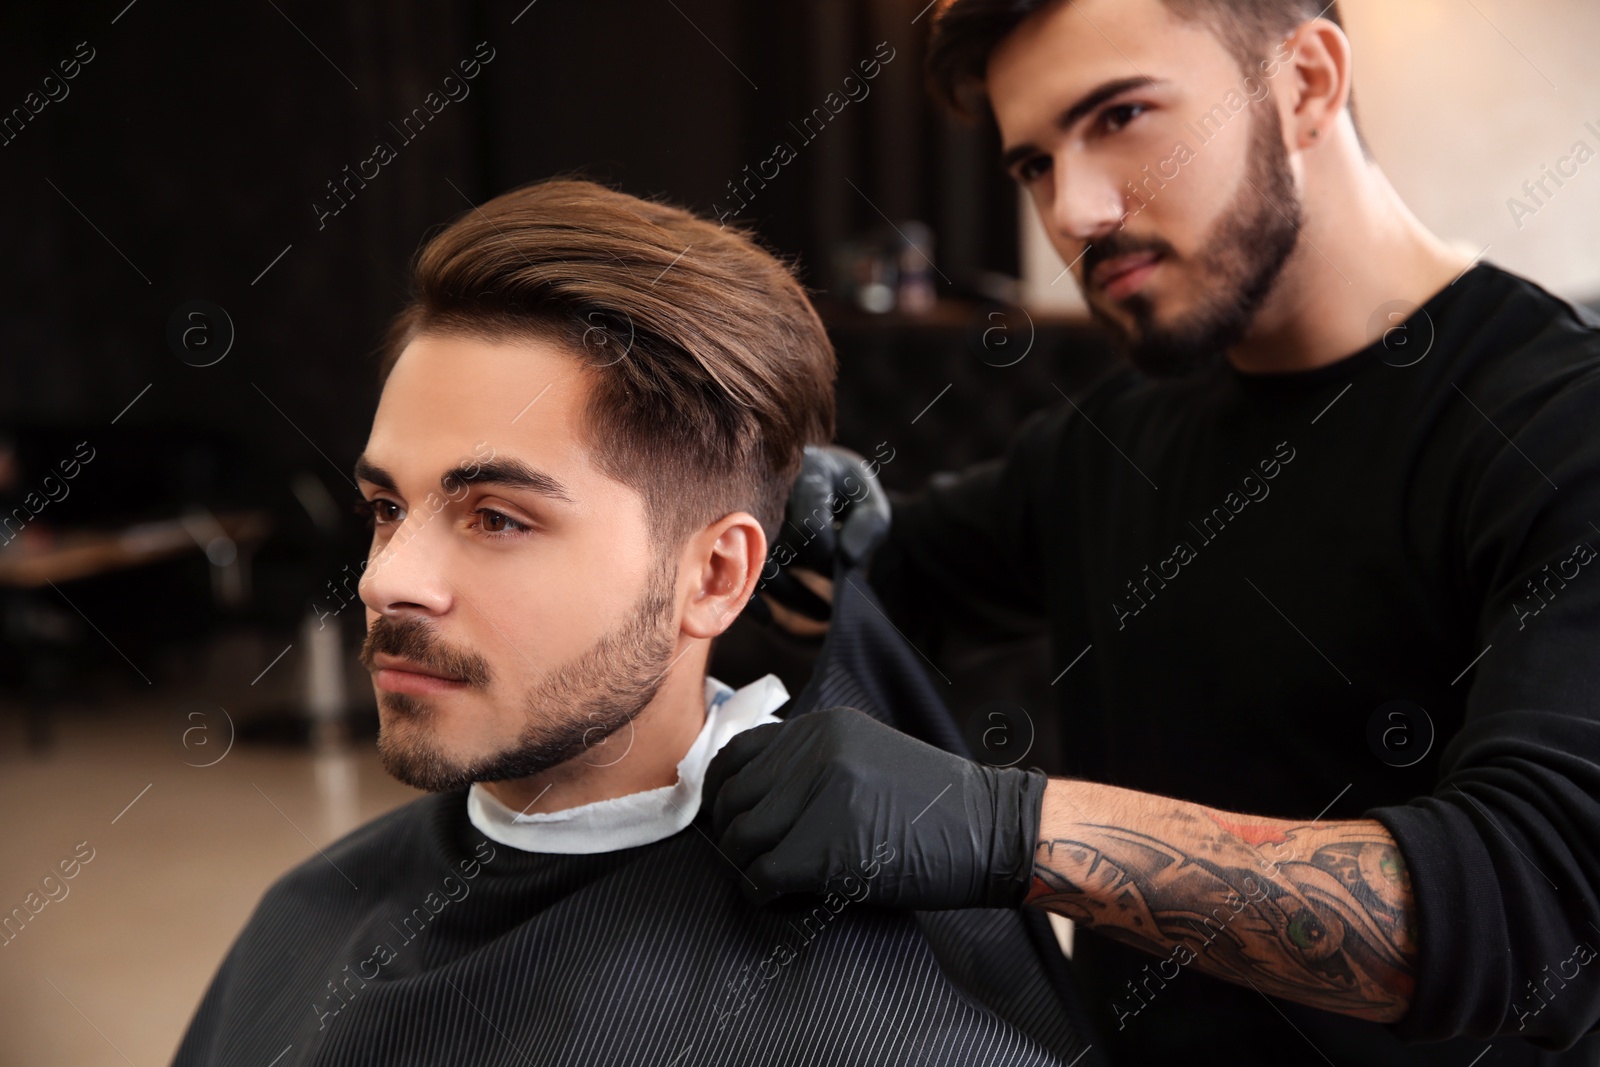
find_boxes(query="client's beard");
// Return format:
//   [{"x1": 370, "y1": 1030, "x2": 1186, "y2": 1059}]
[
  {"x1": 360, "y1": 562, "x2": 680, "y2": 793},
  {"x1": 1084, "y1": 95, "x2": 1304, "y2": 379}
]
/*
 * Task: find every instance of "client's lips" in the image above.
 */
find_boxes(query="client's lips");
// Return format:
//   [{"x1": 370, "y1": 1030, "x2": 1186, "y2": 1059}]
[
  {"x1": 1091, "y1": 251, "x2": 1163, "y2": 299},
  {"x1": 371, "y1": 653, "x2": 469, "y2": 695}
]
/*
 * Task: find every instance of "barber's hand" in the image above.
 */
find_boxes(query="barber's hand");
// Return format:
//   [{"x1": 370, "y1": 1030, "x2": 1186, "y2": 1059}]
[
  {"x1": 703, "y1": 707, "x2": 1048, "y2": 910},
  {"x1": 752, "y1": 445, "x2": 891, "y2": 629}
]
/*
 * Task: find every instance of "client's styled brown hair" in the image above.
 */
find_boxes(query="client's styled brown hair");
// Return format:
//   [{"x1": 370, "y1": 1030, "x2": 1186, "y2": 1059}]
[{"x1": 380, "y1": 179, "x2": 837, "y2": 546}]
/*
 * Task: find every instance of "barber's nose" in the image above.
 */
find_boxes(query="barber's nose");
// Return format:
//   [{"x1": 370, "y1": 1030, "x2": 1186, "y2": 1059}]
[
  {"x1": 1046, "y1": 154, "x2": 1127, "y2": 249},
  {"x1": 359, "y1": 519, "x2": 453, "y2": 618}
]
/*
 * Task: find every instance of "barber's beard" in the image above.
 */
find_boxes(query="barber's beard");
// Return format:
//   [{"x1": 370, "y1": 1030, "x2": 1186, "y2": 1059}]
[
  {"x1": 1087, "y1": 99, "x2": 1303, "y2": 379},
  {"x1": 362, "y1": 563, "x2": 681, "y2": 793}
]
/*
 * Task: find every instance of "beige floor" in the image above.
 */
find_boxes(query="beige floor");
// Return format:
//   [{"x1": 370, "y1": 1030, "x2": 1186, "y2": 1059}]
[{"x1": 0, "y1": 657, "x2": 420, "y2": 1067}]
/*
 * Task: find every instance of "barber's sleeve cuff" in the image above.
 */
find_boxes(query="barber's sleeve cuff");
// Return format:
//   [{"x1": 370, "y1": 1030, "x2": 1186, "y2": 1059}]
[{"x1": 1367, "y1": 796, "x2": 1513, "y2": 1042}]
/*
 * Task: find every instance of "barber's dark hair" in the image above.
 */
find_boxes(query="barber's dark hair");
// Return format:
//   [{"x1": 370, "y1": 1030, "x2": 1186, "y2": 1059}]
[
  {"x1": 928, "y1": 0, "x2": 1363, "y2": 143},
  {"x1": 380, "y1": 178, "x2": 837, "y2": 547}
]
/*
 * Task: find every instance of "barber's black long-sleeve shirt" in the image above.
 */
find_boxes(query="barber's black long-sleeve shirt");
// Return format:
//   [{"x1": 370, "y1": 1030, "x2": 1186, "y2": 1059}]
[{"x1": 871, "y1": 264, "x2": 1600, "y2": 1064}]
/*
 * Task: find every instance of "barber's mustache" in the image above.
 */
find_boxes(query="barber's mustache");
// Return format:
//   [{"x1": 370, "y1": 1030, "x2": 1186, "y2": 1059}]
[
  {"x1": 1080, "y1": 234, "x2": 1176, "y2": 287},
  {"x1": 360, "y1": 615, "x2": 493, "y2": 688}
]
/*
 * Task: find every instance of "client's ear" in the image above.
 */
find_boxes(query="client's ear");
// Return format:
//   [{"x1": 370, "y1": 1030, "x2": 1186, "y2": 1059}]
[{"x1": 681, "y1": 512, "x2": 766, "y2": 640}]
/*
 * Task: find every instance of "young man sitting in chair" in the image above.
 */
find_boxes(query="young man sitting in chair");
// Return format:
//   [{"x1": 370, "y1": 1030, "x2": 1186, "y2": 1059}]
[{"x1": 171, "y1": 178, "x2": 1091, "y2": 1067}]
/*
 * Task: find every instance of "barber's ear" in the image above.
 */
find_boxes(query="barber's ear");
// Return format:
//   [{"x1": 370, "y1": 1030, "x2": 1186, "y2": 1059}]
[
  {"x1": 1283, "y1": 18, "x2": 1353, "y2": 149},
  {"x1": 681, "y1": 512, "x2": 766, "y2": 639}
]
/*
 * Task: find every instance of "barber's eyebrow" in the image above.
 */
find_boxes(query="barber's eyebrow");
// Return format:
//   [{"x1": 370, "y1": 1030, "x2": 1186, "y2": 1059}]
[
  {"x1": 353, "y1": 454, "x2": 576, "y2": 504},
  {"x1": 999, "y1": 75, "x2": 1168, "y2": 171}
]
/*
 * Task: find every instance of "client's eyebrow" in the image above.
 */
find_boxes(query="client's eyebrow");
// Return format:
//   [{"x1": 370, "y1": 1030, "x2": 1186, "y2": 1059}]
[
  {"x1": 443, "y1": 458, "x2": 574, "y2": 503},
  {"x1": 353, "y1": 454, "x2": 575, "y2": 504},
  {"x1": 353, "y1": 455, "x2": 397, "y2": 491}
]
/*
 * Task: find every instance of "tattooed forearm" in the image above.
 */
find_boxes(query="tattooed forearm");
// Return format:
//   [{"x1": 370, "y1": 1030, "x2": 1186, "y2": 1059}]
[{"x1": 1024, "y1": 780, "x2": 1417, "y2": 1023}]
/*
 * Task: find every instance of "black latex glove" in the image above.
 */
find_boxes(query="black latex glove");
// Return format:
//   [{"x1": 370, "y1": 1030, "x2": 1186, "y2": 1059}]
[
  {"x1": 704, "y1": 706, "x2": 1049, "y2": 910},
  {"x1": 752, "y1": 445, "x2": 891, "y2": 623}
]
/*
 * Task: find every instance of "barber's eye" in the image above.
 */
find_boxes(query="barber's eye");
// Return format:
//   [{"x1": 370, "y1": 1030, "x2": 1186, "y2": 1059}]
[
  {"x1": 474, "y1": 508, "x2": 524, "y2": 536},
  {"x1": 1015, "y1": 155, "x2": 1051, "y2": 183},
  {"x1": 1102, "y1": 103, "x2": 1147, "y2": 133}
]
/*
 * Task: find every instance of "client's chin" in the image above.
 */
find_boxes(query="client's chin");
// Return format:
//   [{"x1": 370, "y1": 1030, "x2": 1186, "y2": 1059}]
[
  {"x1": 374, "y1": 693, "x2": 644, "y2": 794},
  {"x1": 375, "y1": 701, "x2": 486, "y2": 793}
]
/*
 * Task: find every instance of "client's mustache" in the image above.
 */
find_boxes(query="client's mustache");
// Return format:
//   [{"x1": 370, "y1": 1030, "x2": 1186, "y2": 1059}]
[{"x1": 360, "y1": 615, "x2": 493, "y2": 687}]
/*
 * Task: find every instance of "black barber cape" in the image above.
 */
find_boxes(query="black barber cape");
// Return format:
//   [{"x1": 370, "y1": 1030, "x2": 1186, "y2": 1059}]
[{"x1": 170, "y1": 568, "x2": 1100, "y2": 1067}]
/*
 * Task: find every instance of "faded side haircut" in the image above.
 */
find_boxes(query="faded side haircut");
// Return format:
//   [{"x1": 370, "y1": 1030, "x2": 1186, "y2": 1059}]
[{"x1": 380, "y1": 178, "x2": 837, "y2": 548}]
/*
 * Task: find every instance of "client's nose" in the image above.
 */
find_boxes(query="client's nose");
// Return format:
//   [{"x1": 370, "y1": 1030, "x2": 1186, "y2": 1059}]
[{"x1": 360, "y1": 520, "x2": 454, "y2": 619}]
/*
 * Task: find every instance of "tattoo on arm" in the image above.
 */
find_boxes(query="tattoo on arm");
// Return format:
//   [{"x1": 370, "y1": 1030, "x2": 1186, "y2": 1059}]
[{"x1": 1026, "y1": 803, "x2": 1417, "y2": 1023}]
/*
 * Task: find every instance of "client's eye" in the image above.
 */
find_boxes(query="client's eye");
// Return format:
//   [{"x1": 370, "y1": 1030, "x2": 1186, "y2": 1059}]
[
  {"x1": 354, "y1": 497, "x2": 403, "y2": 528},
  {"x1": 472, "y1": 508, "x2": 526, "y2": 537}
]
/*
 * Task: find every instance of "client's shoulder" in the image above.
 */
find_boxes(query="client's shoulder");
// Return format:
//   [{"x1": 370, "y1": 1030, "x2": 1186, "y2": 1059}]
[{"x1": 258, "y1": 790, "x2": 458, "y2": 908}]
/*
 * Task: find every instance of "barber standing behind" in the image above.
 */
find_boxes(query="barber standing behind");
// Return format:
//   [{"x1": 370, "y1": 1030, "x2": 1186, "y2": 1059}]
[{"x1": 705, "y1": 1, "x2": 1600, "y2": 1063}]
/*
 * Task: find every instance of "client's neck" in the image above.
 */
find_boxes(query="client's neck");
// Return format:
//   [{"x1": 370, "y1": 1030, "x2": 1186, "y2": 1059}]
[{"x1": 476, "y1": 640, "x2": 710, "y2": 816}]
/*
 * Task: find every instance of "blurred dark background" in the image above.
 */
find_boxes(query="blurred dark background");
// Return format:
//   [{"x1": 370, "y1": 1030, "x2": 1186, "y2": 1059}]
[
  {"x1": 0, "y1": 0, "x2": 1116, "y2": 764},
  {"x1": 2, "y1": 0, "x2": 1029, "y2": 464}
]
